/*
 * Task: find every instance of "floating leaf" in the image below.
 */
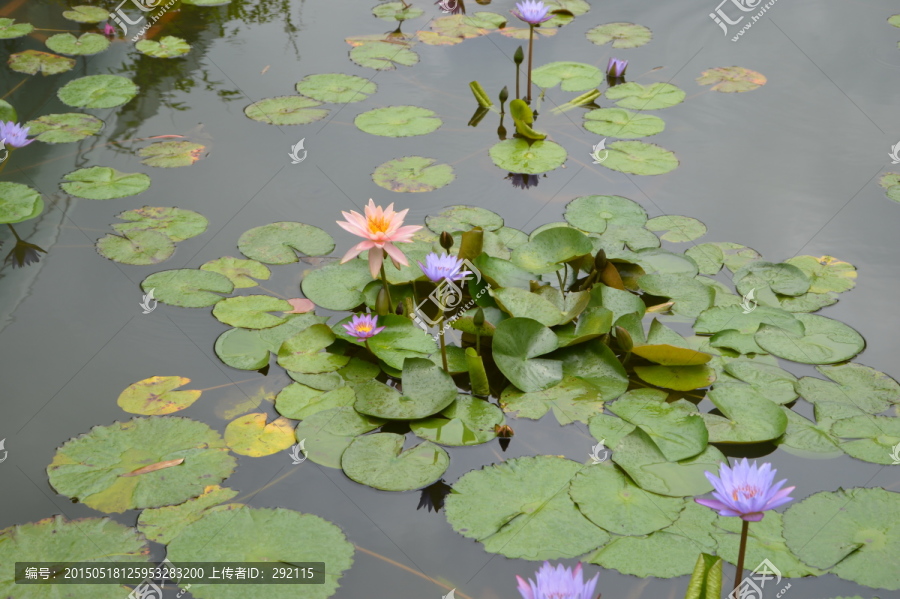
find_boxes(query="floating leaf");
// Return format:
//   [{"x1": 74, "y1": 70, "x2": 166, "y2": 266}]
[
  {"x1": 57, "y1": 75, "x2": 138, "y2": 108},
  {"x1": 142, "y1": 268, "x2": 234, "y2": 308},
  {"x1": 638, "y1": 274, "x2": 715, "y2": 318},
  {"x1": 337, "y1": 314, "x2": 437, "y2": 369},
  {"x1": 511, "y1": 226, "x2": 593, "y2": 275},
  {"x1": 632, "y1": 248, "x2": 699, "y2": 276},
  {"x1": 224, "y1": 413, "x2": 295, "y2": 457},
  {"x1": 783, "y1": 487, "x2": 900, "y2": 590},
  {"x1": 776, "y1": 408, "x2": 842, "y2": 458},
  {"x1": 634, "y1": 364, "x2": 716, "y2": 391},
  {"x1": 696, "y1": 67, "x2": 766, "y2": 92},
  {"x1": 831, "y1": 415, "x2": 900, "y2": 464},
  {"x1": 569, "y1": 465, "x2": 685, "y2": 535},
  {"x1": 342, "y1": 433, "x2": 449, "y2": 491},
  {"x1": 354, "y1": 357, "x2": 456, "y2": 419},
  {"x1": 9, "y1": 50, "x2": 75, "y2": 75},
  {"x1": 417, "y1": 30, "x2": 466, "y2": 44},
  {"x1": 137, "y1": 485, "x2": 239, "y2": 544},
  {"x1": 445, "y1": 456, "x2": 610, "y2": 560},
  {"x1": 372, "y1": 1, "x2": 424, "y2": 21},
  {"x1": 890, "y1": 14, "x2": 900, "y2": 27},
  {"x1": 500, "y1": 375, "x2": 604, "y2": 425},
  {"x1": 138, "y1": 140, "x2": 205, "y2": 167},
  {"x1": 497, "y1": 26, "x2": 557, "y2": 39},
  {"x1": 296, "y1": 73, "x2": 376, "y2": 103},
  {"x1": 62, "y1": 5, "x2": 110, "y2": 22},
  {"x1": 426, "y1": 205, "x2": 504, "y2": 233},
  {"x1": 700, "y1": 384, "x2": 787, "y2": 443},
  {"x1": 713, "y1": 511, "x2": 823, "y2": 578},
  {"x1": 645, "y1": 215, "x2": 707, "y2": 242},
  {"x1": 117, "y1": 376, "x2": 202, "y2": 415},
  {"x1": 588, "y1": 283, "x2": 646, "y2": 323},
  {"x1": 96, "y1": 230, "x2": 175, "y2": 265},
  {"x1": 244, "y1": 96, "x2": 328, "y2": 125},
  {"x1": 410, "y1": 395, "x2": 504, "y2": 446},
  {"x1": 213, "y1": 295, "x2": 292, "y2": 329},
  {"x1": 293, "y1": 406, "x2": 386, "y2": 468},
  {"x1": 0, "y1": 99, "x2": 16, "y2": 122},
  {"x1": 431, "y1": 13, "x2": 504, "y2": 38},
  {"x1": 531, "y1": 61, "x2": 603, "y2": 92},
  {"x1": 166, "y1": 506, "x2": 355, "y2": 599},
  {"x1": 601, "y1": 140, "x2": 679, "y2": 175},
  {"x1": 301, "y1": 259, "x2": 372, "y2": 310},
  {"x1": 45, "y1": 33, "x2": 110, "y2": 56},
  {"x1": 0, "y1": 18, "x2": 34, "y2": 39},
  {"x1": 0, "y1": 516, "x2": 149, "y2": 599},
  {"x1": 277, "y1": 324, "x2": 350, "y2": 373},
  {"x1": 355, "y1": 105, "x2": 442, "y2": 137},
  {"x1": 631, "y1": 344, "x2": 712, "y2": 366},
  {"x1": 609, "y1": 390, "x2": 707, "y2": 461},
  {"x1": 583, "y1": 108, "x2": 665, "y2": 138},
  {"x1": 721, "y1": 359, "x2": 798, "y2": 404},
  {"x1": 47, "y1": 417, "x2": 236, "y2": 513},
  {"x1": 564, "y1": 194, "x2": 647, "y2": 233},
  {"x1": 0, "y1": 182, "x2": 43, "y2": 225},
  {"x1": 784, "y1": 255, "x2": 857, "y2": 294},
  {"x1": 605, "y1": 82, "x2": 685, "y2": 110},
  {"x1": 200, "y1": 257, "x2": 270, "y2": 288},
  {"x1": 24, "y1": 112, "x2": 103, "y2": 143},
  {"x1": 685, "y1": 243, "x2": 726, "y2": 275},
  {"x1": 373, "y1": 156, "x2": 454, "y2": 192},
  {"x1": 275, "y1": 383, "x2": 355, "y2": 420},
  {"x1": 797, "y1": 363, "x2": 900, "y2": 420},
  {"x1": 585, "y1": 22, "x2": 652, "y2": 48},
  {"x1": 754, "y1": 313, "x2": 865, "y2": 364},
  {"x1": 238, "y1": 221, "x2": 335, "y2": 264},
  {"x1": 733, "y1": 261, "x2": 810, "y2": 298},
  {"x1": 493, "y1": 317, "x2": 563, "y2": 392},
  {"x1": 694, "y1": 304, "x2": 803, "y2": 335},
  {"x1": 136, "y1": 35, "x2": 191, "y2": 58},
  {"x1": 114, "y1": 206, "x2": 208, "y2": 242},
  {"x1": 489, "y1": 138, "x2": 568, "y2": 174},
  {"x1": 350, "y1": 41, "x2": 419, "y2": 70},
  {"x1": 61, "y1": 166, "x2": 150, "y2": 200}
]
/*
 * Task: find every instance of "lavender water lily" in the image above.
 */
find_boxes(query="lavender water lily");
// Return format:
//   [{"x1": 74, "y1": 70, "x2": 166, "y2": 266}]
[{"x1": 510, "y1": 0, "x2": 553, "y2": 103}]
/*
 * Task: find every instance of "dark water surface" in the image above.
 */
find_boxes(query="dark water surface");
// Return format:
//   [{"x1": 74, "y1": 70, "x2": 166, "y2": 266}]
[{"x1": 2, "y1": 0, "x2": 900, "y2": 597}]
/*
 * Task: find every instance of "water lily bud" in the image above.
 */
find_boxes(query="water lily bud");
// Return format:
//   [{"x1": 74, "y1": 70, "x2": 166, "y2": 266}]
[
  {"x1": 473, "y1": 307, "x2": 485, "y2": 327},
  {"x1": 594, "y1": 249, "x2": 607, "y2": 272},
  {"x1": 376, "y1": 287, "x2": 390, "y2": 316},
  {"x1": 440, "y1": 231, "x2": 454, "y2": 251},
  {"x1": 514, "y1": 45, "x2": 524, "y2": 65},
  {"x1": 494, "y1": 424, "x2": 514, "y2": 438},
  {"x1": 499, "y1": 86, "x2": 509, "y2": 104},
  {"x1": 615, "y1": 326, "x2": 633, "y2": 353}
]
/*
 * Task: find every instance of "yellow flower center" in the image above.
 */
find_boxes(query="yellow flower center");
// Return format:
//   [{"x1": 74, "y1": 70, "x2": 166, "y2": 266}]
[
  {"x1": 367, "y1": 215, "x2": 391, "y2": 235},
  {"x1": 356, "y1": 323, "x2": 373, "y2": 333},
  {"x1": 732, "y1": 485, "x2": 760, "y2": 501}
]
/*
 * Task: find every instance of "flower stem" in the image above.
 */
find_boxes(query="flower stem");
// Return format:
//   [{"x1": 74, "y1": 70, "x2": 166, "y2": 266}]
[
  {"x1": 526, "y1": 26, "x2": 534, "y2": 103},
  {"x1": 438, "y1": 315, "x2": 449, "y2": 373},
  {"x1": 380, "y1": 260, "x2": 394, "y2": 314},
  {"x1": 515, "y1": 62, "x2": 520, "y2": 100},
  {"x1": 734, "y1": 520, "x2": 750, "y2": 595},
  {"x1": 7, "y1": 224, "x2": 21, "y2": 241}
]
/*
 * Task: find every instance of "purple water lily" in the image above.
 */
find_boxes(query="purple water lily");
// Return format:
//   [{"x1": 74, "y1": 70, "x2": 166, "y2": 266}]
[
  {"x1": 511, "y1": 0, "x2": 552, "y2": 25},
  {"x1": 343, "y1": 313, "x2": 385, "y2": 340},
  {"x1": 0, "y1": 122, "x2": 34, "y2": 148},
  {"x1": 417, "y1": 252, "x2": 471, "y2": 283},
  {"x1": 516, "y1": 562, "x2": 599, "y2": 599},
  {"x1": 606, "y1": 57, "x2": 628, "y2": 79},
  {"x1": 695, "y1": 458, "x2": 795, "y2": 522}
]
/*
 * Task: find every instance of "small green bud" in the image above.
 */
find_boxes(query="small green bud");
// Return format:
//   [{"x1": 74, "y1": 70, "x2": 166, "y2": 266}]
[
  {"x1": 514, "y1": 46, "x2": 524, "y2": 65},
  {"x1": 594, "y1": 249, "x2": 608, "y2": 272},
  {"x1": 499, "y1": 86, "x2": 509, "y2": 103},
  {"x1": 473, "y1": 307, "x2": 485, "y2": 327},
  {"x1": 376, "y1": 287, "x2": 390, "y2": 316},
  {"x1": 615, "y1": 326, "x2": 633, "y2": 353},
  {"x1": 440, "y1": 231, "x2": 454, "y2": 251}
]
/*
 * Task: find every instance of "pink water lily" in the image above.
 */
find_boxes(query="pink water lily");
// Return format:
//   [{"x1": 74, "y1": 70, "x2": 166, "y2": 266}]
[{"x1": 338, "y1": 199, "x2": 422, "y2": 278}]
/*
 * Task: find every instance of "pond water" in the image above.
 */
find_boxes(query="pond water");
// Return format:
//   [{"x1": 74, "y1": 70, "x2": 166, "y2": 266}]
[{"x1": 2, "y1": 0, "x2": 900, "y2": 598}]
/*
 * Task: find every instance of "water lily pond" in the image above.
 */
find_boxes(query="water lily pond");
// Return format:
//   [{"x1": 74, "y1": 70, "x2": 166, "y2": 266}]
[{"x1": 2, "y1": 0, "x2": 900, "y2": 598}]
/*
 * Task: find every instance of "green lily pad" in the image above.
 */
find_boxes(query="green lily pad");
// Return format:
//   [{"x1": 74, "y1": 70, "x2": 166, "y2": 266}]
[
  {"x1": 587, "y1": 502, "x2": 717, "y2": 578},
  {"x1": 350, "y1": 41, "x2": 419, "y2": 70},
  {"x1": 696, "y1": 66, "x2": 767, "y2": 92},
  {"x1": 293, "y1": 406, "x2": 386, "y2": 468},
  {"x1": 276, "y1": 384, "x2": 356, "y2": 420},
  {"x1": 201, "y1": 257, "x2": 270, "y2": 288},
  {"x1": 136, "y1": 36, "x2": 191, "y2": 58},
  {"x1": 511, "y1": 226, "x2": 593, "y2": 274},
  {"x1": 634, "y1": 364, "x2": 716, "y2": 391},
  {"x1": 244, "y1": 96, "x2": 329, "y2": 125},
  {"x1": 342, "y1": 433, "x2": 449, "y2": 491},
  {"x1": 9, "y1": 50, "x2": 75, "y2": 75},
  {"x1": 694, "y1": 304, "x2": 804, "y2": 335},
  {"x1": 700, "y1": 383, "x2": 788, "y2": 443},
  {"x1": 0, "y1": 182, "x2": 43, "y2": 225},
  {"x1": 96, "y1": 230, "x2": 175, "y2": 265},
  {"x1": 601, "y1": 140, "x2": 679, "y2": 175},
  {"x1": 588, "y1": 413, "x2": 636, "y2": 449},
  {"x1": 493, "y1": 287, "x2": 569, "y2": 326},
  {"x1": 489, "y1": 138, "x2": 568, "y2": 174},
  {"x1": 301, "y1": 259, "x2": 372, "y2": 310},
  {"x1": 588, "y1": 283, "x2": 646, "y2": 323},
  {"x1": 605, "y1": 82, "x2": 685, "y2": 110},
  {"x1": 213, "y1": 295, "x2": 292, "y2": 329},
  {"x1": 593, "y1": 224, "x2": 662, "y2": 253},
  {"x1": 783, "y1": 487, "x2": 900, "y2": 590},
  {"x1": 611, "y1": 428, "x2": 726, "y2": 496},
  {"x1": 645, "y1": 215, "x2": 707, "y2": 242},
  {"x1": 410, "y1": 395, "x2": 504, "y2": 446},
  {"x1": 430, "y1": 12, "x2": 505, "y2": 37},
  {"x1": 632, "y1": 248, "x2": 699, "y2": 276},
  {"x1": 337, "y1": 314, "x2": 437, "y2": 369},
  {"x1": 569, "y1": 465, "x2": 685, "y2": 535},
  {"x1": 355, "y1": 105, "x2": 441, "y2": 137},
  {"x1": 141, "y1": 268, "x2": 235, "y2": 307},
  {"x1": 0, "y1": 99, "x2": 16, "y2": 122},
  {"x1": 215, "y1": 328, "x2": 271, "y2": 370},
  {"x1": 238, "y1": 221, "x2": 335, "y2": 264},
  {"x1": 224, "y1": 413, "x2": 296, "y2": 457},
  {"x1": 296, "y1": 73, "x2": 377, "y2": 103},
  {"x1": 112, "y1": 206, "x2": 208, "y2": 242},
  {"x1": 61, "y1": 166, "x2": 150, "y2": 200},
  {"x1": 564, "y1": 194, "x2": 647, "y2": 233},
  {"x1": 733, "y1": 260, "x2": 811, "y2": 298},
  {"x1": 138, "y1": 140, "x2": 205, "y2": 167},
  {"x1": 631, "y1": 344, "x2": 712, "y2": 366},
  {"x1": 354, "y1": 357, "x2": 456, "y2": 419},
  {"x1": 24, "y1": 113, "x2": 103, "y2": 143},
  {"x1": 776, "y1": 407, "x2": 843, "y2": 458},
  {"x1": 493, "y1": 317, "x2": 563, "y2": 393},
  {"x1": 137, "y1": 485, "x2": 239, "y2": 544},
  {"x1": 831, "y1": 415, "x2": 900, "y2": 464},
  {"x1": 685, "y1": 243, "x2": 726, "y2": 275},
  {"x1": 47, "y1": 417, "x2": 237, "y2": 513},
  {"x1": 890, "y1": 14, "x2": 900, "y2": 27},
  {"x1": 63, "y1": 6, "x2": 110, "y2": 22},
  {"x1": 797, "y1": 362, "x2": 900, "y2": 420},
  {"x1": 554, "y1": 339, "x2": 629, "y2": 400},
  {"x1": 531, "y1": 61, "x2": 603, "y2": 92},
  {"x1": 585, "y1": 22, "x2": 652, "y2": 48},
  {"x1": 0, "y1": 18, "x2": 34, "y2": 39},
  {"x1": 426, "y1": 205, "x2": 504, "y2": 233},
  {"x1": 445, "y1": 456, "x2": 610, "y2": 560},
  {"x1": 755, "y1": 313, "x2": 865, "y2": 364},
  {"x1": 373, "y1": 156, "x2": 454, "y2": 192},
  {"x1": 609, "y1": 390, "x2": 708, "y2": 461},
  {"x1": 500, "y1": 375, "x2": 604, "y2": 425},
  {"x1": 372, "y1": 1, "x2": 424, "y2": 20},
  {"x1": 555, "y1": 306, "x2": 614, "y2": 346},
  {"x1": 784, "y1": 255, "x2": 857, "y2": 294},
  {"x1": 722, "y1": 359, "x2": 798, "y2": 404},
  {"x1": 638, "y1": 273, "x2": 715, "y2": 318},
  {"x1": 117, "y1": 375, "x2": 203, "y2": 415},
  {"x1": 277, "y1": 324, "x2": 350, "y2": 373},
  {"x1": 166, "y1": 506, "x2": 354, "y2": 599},
  {"x1": 57, "y1": 75, "x2": 138, "y2": 108},
  {"x1": 584, "y1": 107, "x2": 665, "y2": 138},
  {"x1": 46, "y1": 32, "x2": 110, "y2": 55},
  {"x1": 0, "y1": 516, "x2": 149, "y2": 599},
  {"x1": 714, "y1": 511, "x2": 823, "y2": 577}
]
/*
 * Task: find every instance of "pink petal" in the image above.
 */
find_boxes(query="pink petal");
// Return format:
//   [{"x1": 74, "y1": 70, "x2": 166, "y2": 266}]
[
  {"x1": 372, "y1": 326, "x2": 386, "y2": 335},
  {"x1": 341, "y1": 240, "x2": 374, "y2": 263},
  {"x1": 383, "y1": 242, "x2": 409, "y2": 267},
  {"x1": 284, "y1": 298, "x2": 315, "y2": 313},
  {"x1": 368, "y1": 247, "x2": 384, "y2": 278},
  {"x1": 741, "y1": 512, "x2": 765, "y2": 522},
  {"x1": 695, "y1": 497, "x2": 729, "y2": 512},
  {"x1": 391, "y1": 224, "x2": 423, "y2": 242}
]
